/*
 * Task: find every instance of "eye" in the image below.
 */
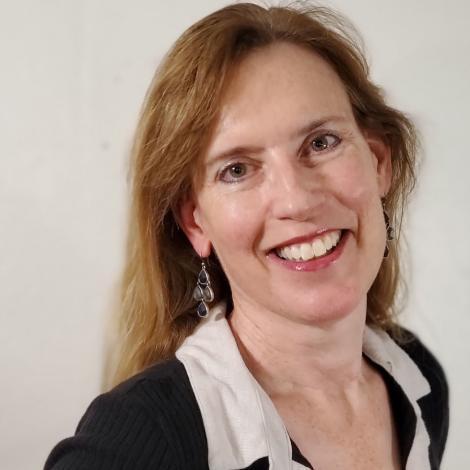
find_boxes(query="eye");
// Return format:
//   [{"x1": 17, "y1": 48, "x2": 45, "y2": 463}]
[
  {"x1": 218, "y1": 162, "x2": 249, "y2": 183},
  {"x1": 309, "y1": 133, "x2": 341, "y2": 152}
]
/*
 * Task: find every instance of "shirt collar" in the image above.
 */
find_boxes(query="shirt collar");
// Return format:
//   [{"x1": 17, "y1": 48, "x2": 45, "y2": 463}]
[
  {"x1": 363, "y1": 325, "x2": 431, "y2": 401},
  {"x1": 363, "y1": 326, "x2": 432, "y2": 468},
  {"x1": 176, "y1": 300, "x2": 432, "y2": 470}
]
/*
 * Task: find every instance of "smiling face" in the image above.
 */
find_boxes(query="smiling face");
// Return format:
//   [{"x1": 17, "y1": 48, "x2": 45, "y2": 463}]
[{"x1": 180, "y1": 42, "x2": 391, "y2": 325}]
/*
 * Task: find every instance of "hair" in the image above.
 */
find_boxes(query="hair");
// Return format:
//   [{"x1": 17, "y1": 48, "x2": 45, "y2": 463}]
[{"x1": 104, "y1": 1, "x2": 418, "y2": 388}]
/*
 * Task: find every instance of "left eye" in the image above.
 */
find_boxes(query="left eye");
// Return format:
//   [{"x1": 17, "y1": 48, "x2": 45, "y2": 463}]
[
  {"x1": 310, "y1": 134, "x2": 340, "y2": 152},
  {"x1": 218, "y1": 162, "x2": 250, "y2": 183}
]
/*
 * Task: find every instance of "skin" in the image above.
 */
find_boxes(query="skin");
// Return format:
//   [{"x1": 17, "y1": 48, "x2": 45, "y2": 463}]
[{"x1": 180, "y1": 42, "x2": 398, "y2": 468}]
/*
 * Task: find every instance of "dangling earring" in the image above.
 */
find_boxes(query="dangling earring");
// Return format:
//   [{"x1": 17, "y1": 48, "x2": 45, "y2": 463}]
[
  {"x1": 193, "y1": 259, "x2": 214, "y2": 318},
  {"x1": 382, "y1": 199, "x2": 395, "y2": 258}
]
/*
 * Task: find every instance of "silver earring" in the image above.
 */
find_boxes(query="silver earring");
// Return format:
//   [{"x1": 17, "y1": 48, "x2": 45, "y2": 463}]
[
  {"x1": 193, "y1": 259, "x2": 214, "y2": 318},
  {"x1": 382, "y1": 199, "x2": 394, "y2": 258}
]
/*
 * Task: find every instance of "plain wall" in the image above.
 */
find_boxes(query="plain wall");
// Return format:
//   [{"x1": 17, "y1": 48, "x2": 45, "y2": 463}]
[{"x1": 1, "y1": 1, "x2": 468, "y2": 468}]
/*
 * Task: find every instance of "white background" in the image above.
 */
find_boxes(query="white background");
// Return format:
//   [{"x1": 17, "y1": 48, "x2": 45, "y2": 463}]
[{"x1": 0, "y1": 1, "x2": 468, "y2": 469}]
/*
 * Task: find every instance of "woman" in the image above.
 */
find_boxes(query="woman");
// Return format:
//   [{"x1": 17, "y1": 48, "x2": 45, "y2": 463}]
[{"x1": 45, "y1": 3, "x2": 448, "y2": 469}]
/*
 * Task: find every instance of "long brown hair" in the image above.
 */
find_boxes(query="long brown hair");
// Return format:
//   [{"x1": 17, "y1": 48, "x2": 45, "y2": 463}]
[{"x1": 105, "y1": 2, "x2": 418, "y2": 388}]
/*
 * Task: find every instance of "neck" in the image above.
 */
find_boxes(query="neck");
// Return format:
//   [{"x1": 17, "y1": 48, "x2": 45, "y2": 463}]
[{"x1": 227, "y1": 297, "x2": 370, "y2": 399}]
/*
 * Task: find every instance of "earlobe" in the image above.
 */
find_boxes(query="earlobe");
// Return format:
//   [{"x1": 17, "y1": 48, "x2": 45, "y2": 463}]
[
  {"x1": 365, "y1": 131, "x2": 392, "y2": 197},
  {"x1": 177, "y1": 196, "x2": 212, "y2": 257}
]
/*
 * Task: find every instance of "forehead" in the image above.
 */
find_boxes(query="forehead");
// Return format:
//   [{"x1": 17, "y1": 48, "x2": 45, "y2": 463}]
[{"x1": 209, "y1": 42, "x2": 354, "y2": 147}]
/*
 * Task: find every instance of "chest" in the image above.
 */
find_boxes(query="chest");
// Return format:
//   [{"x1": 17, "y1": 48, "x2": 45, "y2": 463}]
[
  {"x1": 289, "y1": 424, "x2": 401, "y2": 470},
  {"x1": 274, "y1": 379, "x2": 401, "y2": 469}
]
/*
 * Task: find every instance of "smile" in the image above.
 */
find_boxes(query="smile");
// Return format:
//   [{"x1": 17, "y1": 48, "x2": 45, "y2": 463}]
[{"x1": 275, "y1": 230, "x2": 343, "y2": 261}]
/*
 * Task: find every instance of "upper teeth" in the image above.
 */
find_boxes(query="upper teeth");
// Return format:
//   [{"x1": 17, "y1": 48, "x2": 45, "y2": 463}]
[{"x1": 276, "y1": 230, "x2": 342, "y2": 261}]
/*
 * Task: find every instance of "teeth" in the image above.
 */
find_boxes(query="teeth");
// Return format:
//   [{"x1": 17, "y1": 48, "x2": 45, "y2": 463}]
[
  {"x1": 290, "y1": 245, "x2": 302, "y2": 261},
  {"x1": 323, "y1": 234, "x2": 333, "y2": 251},
  {"x1": 300, "y1": 243, "x2": 314, "y2": 259},
  {"x1": 312, "y1": 239, "x2": 327, "y2": 257},
  {"x1": 276, "y1": 230, "x2": 342, "y2": 262},
  {"x1": 330, "y1": 231, "x2": 341, "y2": 245}
]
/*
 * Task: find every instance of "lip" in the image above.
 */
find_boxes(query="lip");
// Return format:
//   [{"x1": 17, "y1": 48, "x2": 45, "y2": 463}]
[
  {"x1": 267, "y1": 230, "x2": 349, "y2": 272},
  {"x1": 269, "y1": 228, "x2": 341, "y2": 251}
]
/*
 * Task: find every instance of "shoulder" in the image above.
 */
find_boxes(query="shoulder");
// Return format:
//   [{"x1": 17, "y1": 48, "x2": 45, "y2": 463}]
[
  {"x1": 111, "y1": 357, "x2": 196, "y2": 406},
  {"x1": 45, "y1": 359, "x2": 208, "y2": 470},
  {"x1": 390, "y1": 326, "x2": 449, "y2": 464}
]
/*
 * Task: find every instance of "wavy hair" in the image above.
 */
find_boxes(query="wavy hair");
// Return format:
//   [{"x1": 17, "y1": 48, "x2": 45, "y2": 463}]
[{"x1": 105, "y1": 2, "x2": 418, "y2": 388}]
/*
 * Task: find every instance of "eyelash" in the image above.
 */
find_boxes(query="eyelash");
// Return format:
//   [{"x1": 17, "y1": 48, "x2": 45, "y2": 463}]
[{"x1": 218, "y1": 132, "x2": 342, "y2": 184}]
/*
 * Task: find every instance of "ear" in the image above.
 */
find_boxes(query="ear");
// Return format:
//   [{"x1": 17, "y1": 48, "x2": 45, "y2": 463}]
[
  {"x1": 364, "y1": 130, "x2": 392, "y2": 197},
  {"x1": 177, "y1": 195, "x2": 212, "y2": 258}
]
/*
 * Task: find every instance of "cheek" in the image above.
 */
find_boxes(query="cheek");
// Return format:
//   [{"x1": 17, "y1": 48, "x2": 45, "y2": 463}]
[
  {"x1": 328, "y1": 149, "x2": 380, "y2": 210},
  {"x1": 204, "y1": 193, "x2": 263, "y2": 256}
]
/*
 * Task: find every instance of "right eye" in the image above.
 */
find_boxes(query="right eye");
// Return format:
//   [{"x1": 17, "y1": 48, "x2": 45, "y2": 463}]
[
  {"x1": 309, "y1": 133, "x2": 340, "y2": 152},
  {"x1": 218, "y1": 162, "x2": 249, "y2": 183}
]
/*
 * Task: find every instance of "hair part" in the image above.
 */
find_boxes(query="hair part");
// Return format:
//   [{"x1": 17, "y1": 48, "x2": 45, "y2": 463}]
[{"x1": 104, "y1": 2, "x2": 418, "y2": 388}]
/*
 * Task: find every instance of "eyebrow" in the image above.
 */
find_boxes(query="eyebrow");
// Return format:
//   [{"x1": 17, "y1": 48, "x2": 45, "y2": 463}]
[{"x1": 205, "y1": 115, "x2": 348, "y2": 168}]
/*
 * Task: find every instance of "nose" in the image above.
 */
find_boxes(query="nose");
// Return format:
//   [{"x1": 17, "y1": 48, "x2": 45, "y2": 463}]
[{"x1": 266, "y1": 161, "x2": 326, "y2": 221}]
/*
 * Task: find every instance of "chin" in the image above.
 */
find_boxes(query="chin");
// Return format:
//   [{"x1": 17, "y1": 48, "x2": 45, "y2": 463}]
[{"x1": 283, "y1": 286, "x2": 365, "y2": 325}]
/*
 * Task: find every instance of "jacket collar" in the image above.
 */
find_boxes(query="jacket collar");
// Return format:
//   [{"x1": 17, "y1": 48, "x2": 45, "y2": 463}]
[{"x1": 176, "y1": 301, "x2": 431, "y2": 470}]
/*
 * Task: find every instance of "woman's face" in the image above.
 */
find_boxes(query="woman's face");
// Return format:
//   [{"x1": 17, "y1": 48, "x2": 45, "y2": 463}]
[{"x1": 180, "y1": 42, "x2": 391, "y2": 324}]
